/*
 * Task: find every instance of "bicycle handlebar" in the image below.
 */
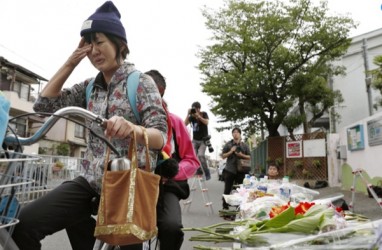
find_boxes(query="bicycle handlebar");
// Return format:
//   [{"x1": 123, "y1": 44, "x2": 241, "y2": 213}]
[{"x1": 4, "y1": 106, "x2": 107, "y2": 146}]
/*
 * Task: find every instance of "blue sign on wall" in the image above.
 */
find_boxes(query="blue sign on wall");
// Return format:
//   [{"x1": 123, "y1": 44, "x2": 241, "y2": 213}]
[
  {"x1": 347, "y1": 124, "x2": 365, "y2": 151},
  {"x1": 367, "y1": 117, "x2": 382, "y2": 146}
]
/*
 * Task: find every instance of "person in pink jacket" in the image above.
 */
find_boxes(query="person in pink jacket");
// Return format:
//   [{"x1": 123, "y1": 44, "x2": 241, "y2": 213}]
[
  {"x1": 146, "y1": 69, "x2": 199, "y2": 250},
  {"x1": 170, "y1": 112, "x2": 201, "y2": 180}
]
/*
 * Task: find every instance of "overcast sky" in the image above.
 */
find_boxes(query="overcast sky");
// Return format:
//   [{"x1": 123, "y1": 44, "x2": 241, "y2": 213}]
[{"x1": 1, "y1": 0, "x2": 382, "y2": 159}]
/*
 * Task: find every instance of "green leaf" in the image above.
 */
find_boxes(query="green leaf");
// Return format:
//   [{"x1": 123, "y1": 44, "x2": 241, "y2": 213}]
[
  {"x1": 318, "y1": 207, "x2": 335, "y2": 229},
  {"x1": 262, "y1": 206, "x2": 295, "y2": 229},
  {"x1": 283, "y1": 212, "x2": 322, "y2": 233},
  {"x1": 258, "y1": 206, "x2": 334, "y2": 234},
  {"x1": 303, "y1": 204, "x2": 328, "y2": 217}
]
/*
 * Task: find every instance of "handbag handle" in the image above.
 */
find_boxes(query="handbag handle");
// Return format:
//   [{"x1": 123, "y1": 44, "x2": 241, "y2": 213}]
[
  {"x1": 103, "y1": 126, "x2": 151, "y2": 172},
  {"x1": 128, "y1": 126, "x2": 151, "y2": 172}
]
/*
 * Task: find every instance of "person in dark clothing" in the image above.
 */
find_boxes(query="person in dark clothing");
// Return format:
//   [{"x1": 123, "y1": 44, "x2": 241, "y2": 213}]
[
  {"x1": 221, "y1": 127, "x2": 251, "y2": 209},
  {"x1": 184, "y1": 101, "x2": 211, "y2": 180}
]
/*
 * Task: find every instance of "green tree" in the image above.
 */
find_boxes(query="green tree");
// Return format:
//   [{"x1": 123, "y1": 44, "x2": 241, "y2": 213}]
[
  {"x1": 282, "y1": 114, "x2": 305, "y2": 140},
  {"x1": 199, "y1": 0, "x2": 355, "y2": 136},
  {"x1": 289, "y1": 63, "x2": 344, "y2": 133},
  {"x1": 369, "y1": 55, "x2": 382, "y2": 108},
  {"x1": 56, "y1": 143, "x2": 70, "y2": 156}
]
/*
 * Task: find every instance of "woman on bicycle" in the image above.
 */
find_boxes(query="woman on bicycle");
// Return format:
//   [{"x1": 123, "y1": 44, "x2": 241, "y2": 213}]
[{"x1": 12, "y1": 2, "x2": 167, "y2": 250}]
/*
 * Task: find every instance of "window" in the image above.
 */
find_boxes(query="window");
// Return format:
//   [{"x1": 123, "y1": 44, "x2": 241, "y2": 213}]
[
  {"x1": 20, "y1": 83, "x2": 29, "y2": 101},
  {"x1": 74, "y1": 123, "x2": 85, "y2": 138},
  {"x1": 12, "y1": 81, "x2": 21, "y2": 93},
  {"x1": 12, "y1": 81, "x2": 30, "y2": 101},
  {"x1": 8, "y1": 116, "x2": 27, "y2": 137}
]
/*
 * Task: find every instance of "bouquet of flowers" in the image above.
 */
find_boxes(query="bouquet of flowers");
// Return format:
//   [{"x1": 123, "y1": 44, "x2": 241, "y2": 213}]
[{"x1": 183, "y1": 202, "x2": 379, "y2": 249}]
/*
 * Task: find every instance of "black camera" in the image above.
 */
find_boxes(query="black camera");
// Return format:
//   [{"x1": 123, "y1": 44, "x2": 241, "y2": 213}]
[
  {"x1": 235, "y1": 145, "x2": 242, "y2": 153},
  {"x1": 203, "y1": 135, "x2": 214, "y2": 153},
  {"x1": 191, "y1": 108, "x2": 196, "y2": 114}
]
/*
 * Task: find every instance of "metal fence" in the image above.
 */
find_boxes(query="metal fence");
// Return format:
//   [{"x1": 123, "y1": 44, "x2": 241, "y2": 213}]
[
  {"x1": 252, "y1": 131, "x2": 328, "y2": 181},
  {"x1": 34, "y1": 154, "x2": 85, "y2": 190},
  {"x1": 0, "y1": 152, "x2": 85, "y2": 204}
]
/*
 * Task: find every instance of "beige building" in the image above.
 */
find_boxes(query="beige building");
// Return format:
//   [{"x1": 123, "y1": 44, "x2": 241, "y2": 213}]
[{"x1": 0, "y1": 56, "x2": 87, "y2": 158}]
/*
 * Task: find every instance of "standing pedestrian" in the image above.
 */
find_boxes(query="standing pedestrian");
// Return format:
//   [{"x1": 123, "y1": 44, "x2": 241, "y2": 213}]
[
  {"x1": 184, "y1": 101, "x2": 211, "y2": 180},
  {"x1": 221, "y1": 127, "x2": 251, "y2": 210}
]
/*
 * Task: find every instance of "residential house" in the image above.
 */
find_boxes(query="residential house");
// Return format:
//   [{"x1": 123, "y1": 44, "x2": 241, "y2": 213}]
[{"x1": 0, "y1": 56, "x2": 87, "y2": 158}]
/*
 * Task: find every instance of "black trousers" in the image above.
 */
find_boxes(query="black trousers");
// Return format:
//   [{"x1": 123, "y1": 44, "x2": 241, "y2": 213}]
[
  {"x1": 222, "y1": 170, "x2": 245, "y2": 209},
  {"x1": 156, "y1": 189, "x2": 184, "y2": 250},
  {"x1": 12, "y1": 177, "x2": 183, "y2": 250},
  {"x1": 13, "y1": 177, "x2": 141, "y2": 250}
]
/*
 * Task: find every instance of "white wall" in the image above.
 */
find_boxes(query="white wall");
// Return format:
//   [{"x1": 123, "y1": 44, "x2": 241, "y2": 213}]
[
  {"x1": 2, "y1": 91, "x2": 35, "y2": 113},
  {"x1": 22, "y1": 143, "x2": 39, "y2": 155},
  {"x1": 332, "y1": 28, "x2": 382, "y2": 131},
  {"x1": 339, "y1": 111, "x2": 382, "y2": 179}
]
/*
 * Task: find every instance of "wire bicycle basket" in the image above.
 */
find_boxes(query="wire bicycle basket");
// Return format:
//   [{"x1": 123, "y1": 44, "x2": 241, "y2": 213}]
[{"x1": 0, "y1": 151, "x2": 40, "y2": 248}]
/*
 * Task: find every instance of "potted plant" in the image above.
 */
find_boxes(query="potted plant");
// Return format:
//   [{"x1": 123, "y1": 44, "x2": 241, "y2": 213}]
[
  {"x1": 287, "y1": 169, "x2": 296, "y2": 179},
  {"x1": 302, "y1": 168, "x2": 313, "y2": 179},
  {"x1": 275, "y1": 157, "x2": 283, "y2": 167},
  {"x1": 294, "y1": 160, "x2": 303, "y2": 169},
  {"x1": 266, "y1": 157, "x2": 273, "y2": 164},
  {"x1": 52, "y1": 161, "x2": 64, "y2": 172},
  {"x1": 312, "y1": 159, "x2": 321, "y2": 169}
]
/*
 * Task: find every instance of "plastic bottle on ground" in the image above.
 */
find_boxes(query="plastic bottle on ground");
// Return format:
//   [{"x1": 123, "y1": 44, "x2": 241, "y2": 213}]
[
  {"x1": 243, "y1": 174, "x2": 251, "y2": 188},
  {"x1": 257, "y1": 177, "x2": 268, "y2": 193},
  {"x1": 279, "y1": 176, "x2": 291, "y2": 202},
  {"x1": 249, "y1": 175, "x2": 257, "y2": 188}
]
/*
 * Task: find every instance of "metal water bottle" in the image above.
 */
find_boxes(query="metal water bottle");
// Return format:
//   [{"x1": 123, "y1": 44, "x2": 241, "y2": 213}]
[{"x1": 108, "y1": 158, "x2": 131, "y2": 171}]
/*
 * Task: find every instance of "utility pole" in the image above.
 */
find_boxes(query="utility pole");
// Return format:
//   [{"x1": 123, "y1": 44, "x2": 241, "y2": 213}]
[
  {"x1": 328, "y1": 75, "x2": 337, "y2": 133},
  {"x1": 362, "y1": 38, "x2": 373, "y2": 116}
]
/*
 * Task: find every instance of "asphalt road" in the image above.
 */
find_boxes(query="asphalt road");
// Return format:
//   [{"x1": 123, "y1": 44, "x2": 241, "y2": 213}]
[
  {"x1": 40, "y1": 168, "x2": 382, "y2": 249},
  {"x1": 41, "y1": 168, "x2": 228, "y2": 249}
]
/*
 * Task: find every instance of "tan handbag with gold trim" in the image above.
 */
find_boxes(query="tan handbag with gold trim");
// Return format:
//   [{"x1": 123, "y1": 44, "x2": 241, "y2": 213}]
[{"x1": 94, "y1": 128, "x2": 161, "y2": 246}]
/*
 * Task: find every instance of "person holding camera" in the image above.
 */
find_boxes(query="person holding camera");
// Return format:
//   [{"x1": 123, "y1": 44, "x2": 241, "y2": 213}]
[
  {"x1": 221, "y1": 127, "x2": 251, "y2": 209},
  {"x1": 184, "y1": 101, "x2": 211, "y2": 180}
]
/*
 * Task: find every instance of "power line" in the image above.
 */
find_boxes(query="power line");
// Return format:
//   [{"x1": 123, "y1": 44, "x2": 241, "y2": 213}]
[{"x1": 0, "y1": 43, "x2": 46, "y2": 73}]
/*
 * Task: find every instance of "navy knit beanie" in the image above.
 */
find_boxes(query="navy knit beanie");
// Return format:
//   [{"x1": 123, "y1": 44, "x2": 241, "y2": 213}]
[{"x1": 80, "y1": 1, "x2": 127, "y2": 43}]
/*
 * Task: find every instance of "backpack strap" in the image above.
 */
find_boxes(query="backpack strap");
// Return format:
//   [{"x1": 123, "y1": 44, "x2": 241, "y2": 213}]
[
  {"x1": 85, "y1": 71, "x2": 142, "y2": 123},
  {"x1": 126, "y1": 71, "x2": 141, "y2": 124},
  {"x1": 85, "y1": 78, "x2": 95, "y2": 108}
]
